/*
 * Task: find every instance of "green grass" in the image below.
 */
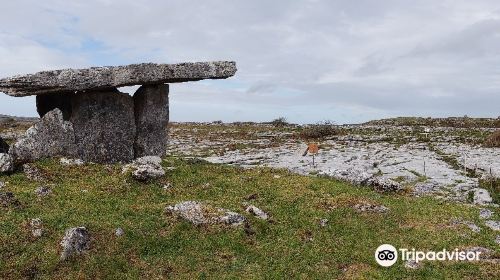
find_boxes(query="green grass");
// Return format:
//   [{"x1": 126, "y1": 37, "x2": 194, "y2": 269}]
[{"x1": 0, "y1": 158, "x2": 499, "y2": 279}]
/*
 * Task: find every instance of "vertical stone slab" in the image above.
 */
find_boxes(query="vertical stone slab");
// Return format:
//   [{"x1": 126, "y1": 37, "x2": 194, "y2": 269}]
[
  {"x1": 133, "y1": 84, "x2": 169, "y2": 157},
  {"x1": 70, "y1": 89, "x2": 136, "y2": 163},
  {"x1": 9, "y1": 109, "x2": 78, "y2": 164}
]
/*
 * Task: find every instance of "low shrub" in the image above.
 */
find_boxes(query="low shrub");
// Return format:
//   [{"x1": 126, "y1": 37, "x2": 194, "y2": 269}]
[
  {"x1": 484, "y1": 130, "x2": 500, "y2": 147},
  {"x1": 299, "y1": 121, "x2": 341, "y2": 139}
]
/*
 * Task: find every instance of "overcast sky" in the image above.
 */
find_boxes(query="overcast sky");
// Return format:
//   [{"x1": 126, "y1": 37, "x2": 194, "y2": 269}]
[{"x1": 1, "y1": 0, "x2": 499, "y2": 124}]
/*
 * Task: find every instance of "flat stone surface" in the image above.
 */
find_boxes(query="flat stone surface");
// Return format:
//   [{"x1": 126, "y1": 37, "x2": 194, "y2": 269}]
[
  {"x1": 70, "y1": 90, "x2": 136, "y2": 163},
  {"x1": 133, "y1": 84, "x2": 169, "y2": 157},
  {"x1": 0, "y1": 61, "x2": 237, "y2": 97}
]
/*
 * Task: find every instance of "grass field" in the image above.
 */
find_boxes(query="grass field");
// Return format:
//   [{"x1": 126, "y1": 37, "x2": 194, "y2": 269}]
[{"x1": 0, "y1": 158, "x2": 499, "y2": 279}]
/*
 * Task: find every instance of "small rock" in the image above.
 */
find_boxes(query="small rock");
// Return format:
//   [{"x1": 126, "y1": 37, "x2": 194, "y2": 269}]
[
  {"x1": 123, "y1": 156, "x2": 165, "y2": 181},
  {"x1": 30, "y1": 218, "x2": 43, "y2": 237},
  {"x1": 405, "y1": 259, "x2": 422, "y2": 270},
  {"x1": 479, "y1": 209, "x2": 493, "y2": 220},
  {"x1": 23, "y1": 164, "x2": 44, "y2": 181},
  {"x1": 319, "y1": 218, "x2": 328, "y2": 227},
  {"x1": 495, "y1": 235, "x2": 500, "y2": 245},
  {"x1": 485, "y1": 220, "x2": 500, "y2": 231},
  {"x1": 245, "y1": 205, "x2": 269, "y2": 220},
  {"x1": 463, "y1": 221, "x2": 481, "y2": 233},
  {"x1": 166, "y1": 201, "x2": 245, "y2": 226},
  {"x1": 273, "y1": 175, "x2": 281, "y2": 179},
  {"x1": 367, "y1": 177, "x2": 403, "y2": 193},
  {"x1": 60, "y1": 227, "x2": 90, "y2": 260},
  {"x1": 472, "y1": 188, "x2": 493, "y2": 205},
  {"x1": 353, "y1": 203, "x2": 389, "y2": 213},
  {"x1": 0, "y1": 153, "x2": 14, "y2": 173},
  {"x1": 0, "y1": 191, "x2": 20, "y2": 208},
  {"x1": 35, "y1": 186, "x2": 52, "y2": 197},
  {"x1": 163, "y1": 183, "x2": 173, "y2": 190},
  {"x1": 60, "y1": 158, "x2": 84, "y2": 166},
  {"x1": 0, "y1": 181, "x2": 5, "y2": 189},
  {"x1": 115, "y1": 228, "x2": 124, "y2": 237}
]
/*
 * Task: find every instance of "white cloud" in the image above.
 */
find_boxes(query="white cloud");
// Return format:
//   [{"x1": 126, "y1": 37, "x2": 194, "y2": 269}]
[{"x1": 1, "y1": 0, "x2": 499, "y2": 123}]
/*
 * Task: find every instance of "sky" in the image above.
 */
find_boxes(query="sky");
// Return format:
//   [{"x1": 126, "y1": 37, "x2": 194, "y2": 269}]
[{"x1": 0, "y1": 0, "x2": 499, "y2": 124}]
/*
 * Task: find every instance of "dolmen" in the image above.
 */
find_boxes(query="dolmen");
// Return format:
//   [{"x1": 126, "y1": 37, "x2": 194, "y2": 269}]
[{"x1": 0, "y1": 61, "x2": 236, "y2": 166}]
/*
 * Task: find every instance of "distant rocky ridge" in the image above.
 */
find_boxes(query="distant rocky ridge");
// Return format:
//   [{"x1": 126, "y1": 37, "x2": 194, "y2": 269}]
[{"x1": 365, "y1": 116, "x2": 500, "y2": 128}]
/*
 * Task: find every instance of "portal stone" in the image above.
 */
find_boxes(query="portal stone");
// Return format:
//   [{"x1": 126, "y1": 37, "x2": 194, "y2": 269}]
[
  {"x1": 133, "y1": 84, "x2": 169, "y2": 157},
  {"x1": 70, "y1": 89, "x2": 135, "y2": 163}
]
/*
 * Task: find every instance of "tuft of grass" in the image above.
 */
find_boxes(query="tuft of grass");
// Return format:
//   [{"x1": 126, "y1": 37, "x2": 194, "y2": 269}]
[
  {"x1": 0, "y1": 158, "x2": 498, "y2": 279},
  {"x1": 270, "y1": 117, "x2": 289, "y2": 127},
  {"x1": 484, "y1": 130, "x2": 500, "y2": 148},
  {"x1": 299, "y1": 121, "x2": 342, "y2": 140}
]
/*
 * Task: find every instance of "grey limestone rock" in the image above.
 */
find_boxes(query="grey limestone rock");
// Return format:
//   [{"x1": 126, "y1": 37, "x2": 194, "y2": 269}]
[
  {"x1": 1, "y1": 61, "x2": 237, "y2": 97},
  {"x1": 60, "y1": 227, "x2": 90, "y2": 260},
  {"x1": 0, "y1": 153, "x2": 14, "y2": 173},
  {"x1": 122, "y1": 156, "x2": 165, "y2": 181},
  {"x1": 245, "y1": 205, "x2": 269, "y2": 220},
  {"x1": 133, "y1": 84, "x2": 169, "y2": 157},
  {"x1": 70, "y1": 89, "x2": 136, "y2": 163},
  {"x1": 9, "y1": 109, "x2": 77, "y2": 164},
  {"x1": 166, "y1": 201, "x2": 246, "y2": 226}
]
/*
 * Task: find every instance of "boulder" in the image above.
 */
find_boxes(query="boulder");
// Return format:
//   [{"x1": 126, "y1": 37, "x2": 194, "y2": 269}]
[
  {"x1": 60, "y1": 227, "x2": 90, "y2": 260},
  {"x1": 473, "y1": 188, "x2": 493, "y2": 205},
  {"x1": 166, "y1": 201, "x2": 246, "y2": 226},
  {"x1": 70, "y1": 89, "x2": 136, "y2": 163},
  {"x1": 133, "y1": 84, "x2": 169, "y2": 157},
  {"x1": 0, "y1": 137, "x2": 8, "y2": 153},
  {"x1": 0, "y1": 153, "x2": 14, "y2": 173},
  {"x1": 9, "y1": 109, "x2": 77, "y2": 164},
  {"x1": 30, "y1": 218, "x2": 43, "y2": 238},
  {"x1": 0, "y1": 61, "x2": 237, "y2": 97}
]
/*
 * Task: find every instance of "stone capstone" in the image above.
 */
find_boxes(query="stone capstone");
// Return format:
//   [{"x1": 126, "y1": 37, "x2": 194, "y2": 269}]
[
  {"x1": 133, "y1": 84, "x2": 169, "y2": 157},
  {"x1": 0, "y1": 61, "x2": 237, "y2": 97},
  {"x1": 70, "y1": 90, "x2": 136, "y2": 163},
  {"x1": 60, "y1": 227, "x2": 90, "y2": 260},
  {"x1": 9, "y1": 109, "x2": 77, "y2": 164}
]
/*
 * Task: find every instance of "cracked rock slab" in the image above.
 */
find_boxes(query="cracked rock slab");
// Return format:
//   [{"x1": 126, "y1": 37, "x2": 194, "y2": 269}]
[{"x1": 0, "y1": 61, "x2": 237, "y2": 97}]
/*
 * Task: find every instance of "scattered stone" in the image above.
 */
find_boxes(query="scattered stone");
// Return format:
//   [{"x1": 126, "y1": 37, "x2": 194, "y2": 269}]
[
  {"x1": 70, "y1": 90, "x2": 136, "y2": 163},
  {"x1": 0, "y1": 181, "x2": 5, "y2": 189},
  {"x1": 463, "y1": 221, "x2": 481, "y2": 233},
  {"x1": 353, "y1": 203, "x2": 389, "y2": 213},
  {"x1": 23, "y1": 164, "x2": 44, "y2": 181},
  {"x1": 163, "y1": 183, "x2": 173, "y2": 190},
  {"x1": 115, "y1": 228, "x2": 124, "y2": 237},
  {"x1": 30, "y1": 218, "x2": 43, "y2": 237},
  {"x1": 479, "y1": 208, "x2": 493, "y2": 220},
  {"x1": 133, "y1": 84, "x2": 169, "y2": 157},
  {"x1": 35, "y1": 186, "x2": 52, "y2": 197},
  {"x1": 9, "y1": 109, "x2": 77, "y2": 164},
  {"x1": 0, "y1": 137, "x2": 9, "y2": 153},
  {"x1": 472, "y1": 188, "x2": 493, "y2": 205},
  {"x1": 319, "y1": 218, "x2": 329, "y2": 227},
  {"x1": 0, "y1": 61, "x2": 237, "y2": 97},
  {"x1": 0, "y1": 153, "x2": 14, "y2": 173},
  {"x1": 123, "y1": 156, "x2": 165, "y2": 181},
  {"x1": 273, "y1": 175, "x2": 281, "y2": 179},
  {"x1": 245, "y1": 205, "x2": 269, "y2": 220},
  {"x1": 0, "y1": 191, "x2": 20, "y2": 208},
  {"x1": 60, "y1": 227, "x2": 90, "y2": 260},
  {"x1": 496, "y1": 235, "x2": 500, "y2": 245},
  {"x1": 485, "y1": 220, "x2": 500, "y2": 231},
  {"x1": 367, "y1": 177, "x2": 403, "y2": 193},
  {"x1": 405, "y1": 259, "x2": 422, "y2": 270},
  {"x1": 60, "y1": 158, "x2": 84, "y2": 166},
  {"x1": 166, "y1": 201, "x2": 245, "y2": 226}
]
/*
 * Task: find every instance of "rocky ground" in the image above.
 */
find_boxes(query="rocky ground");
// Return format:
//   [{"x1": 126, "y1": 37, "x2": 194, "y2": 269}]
[{"x1": 168, "y1": 122, "x2": 499, "y2": 205}]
